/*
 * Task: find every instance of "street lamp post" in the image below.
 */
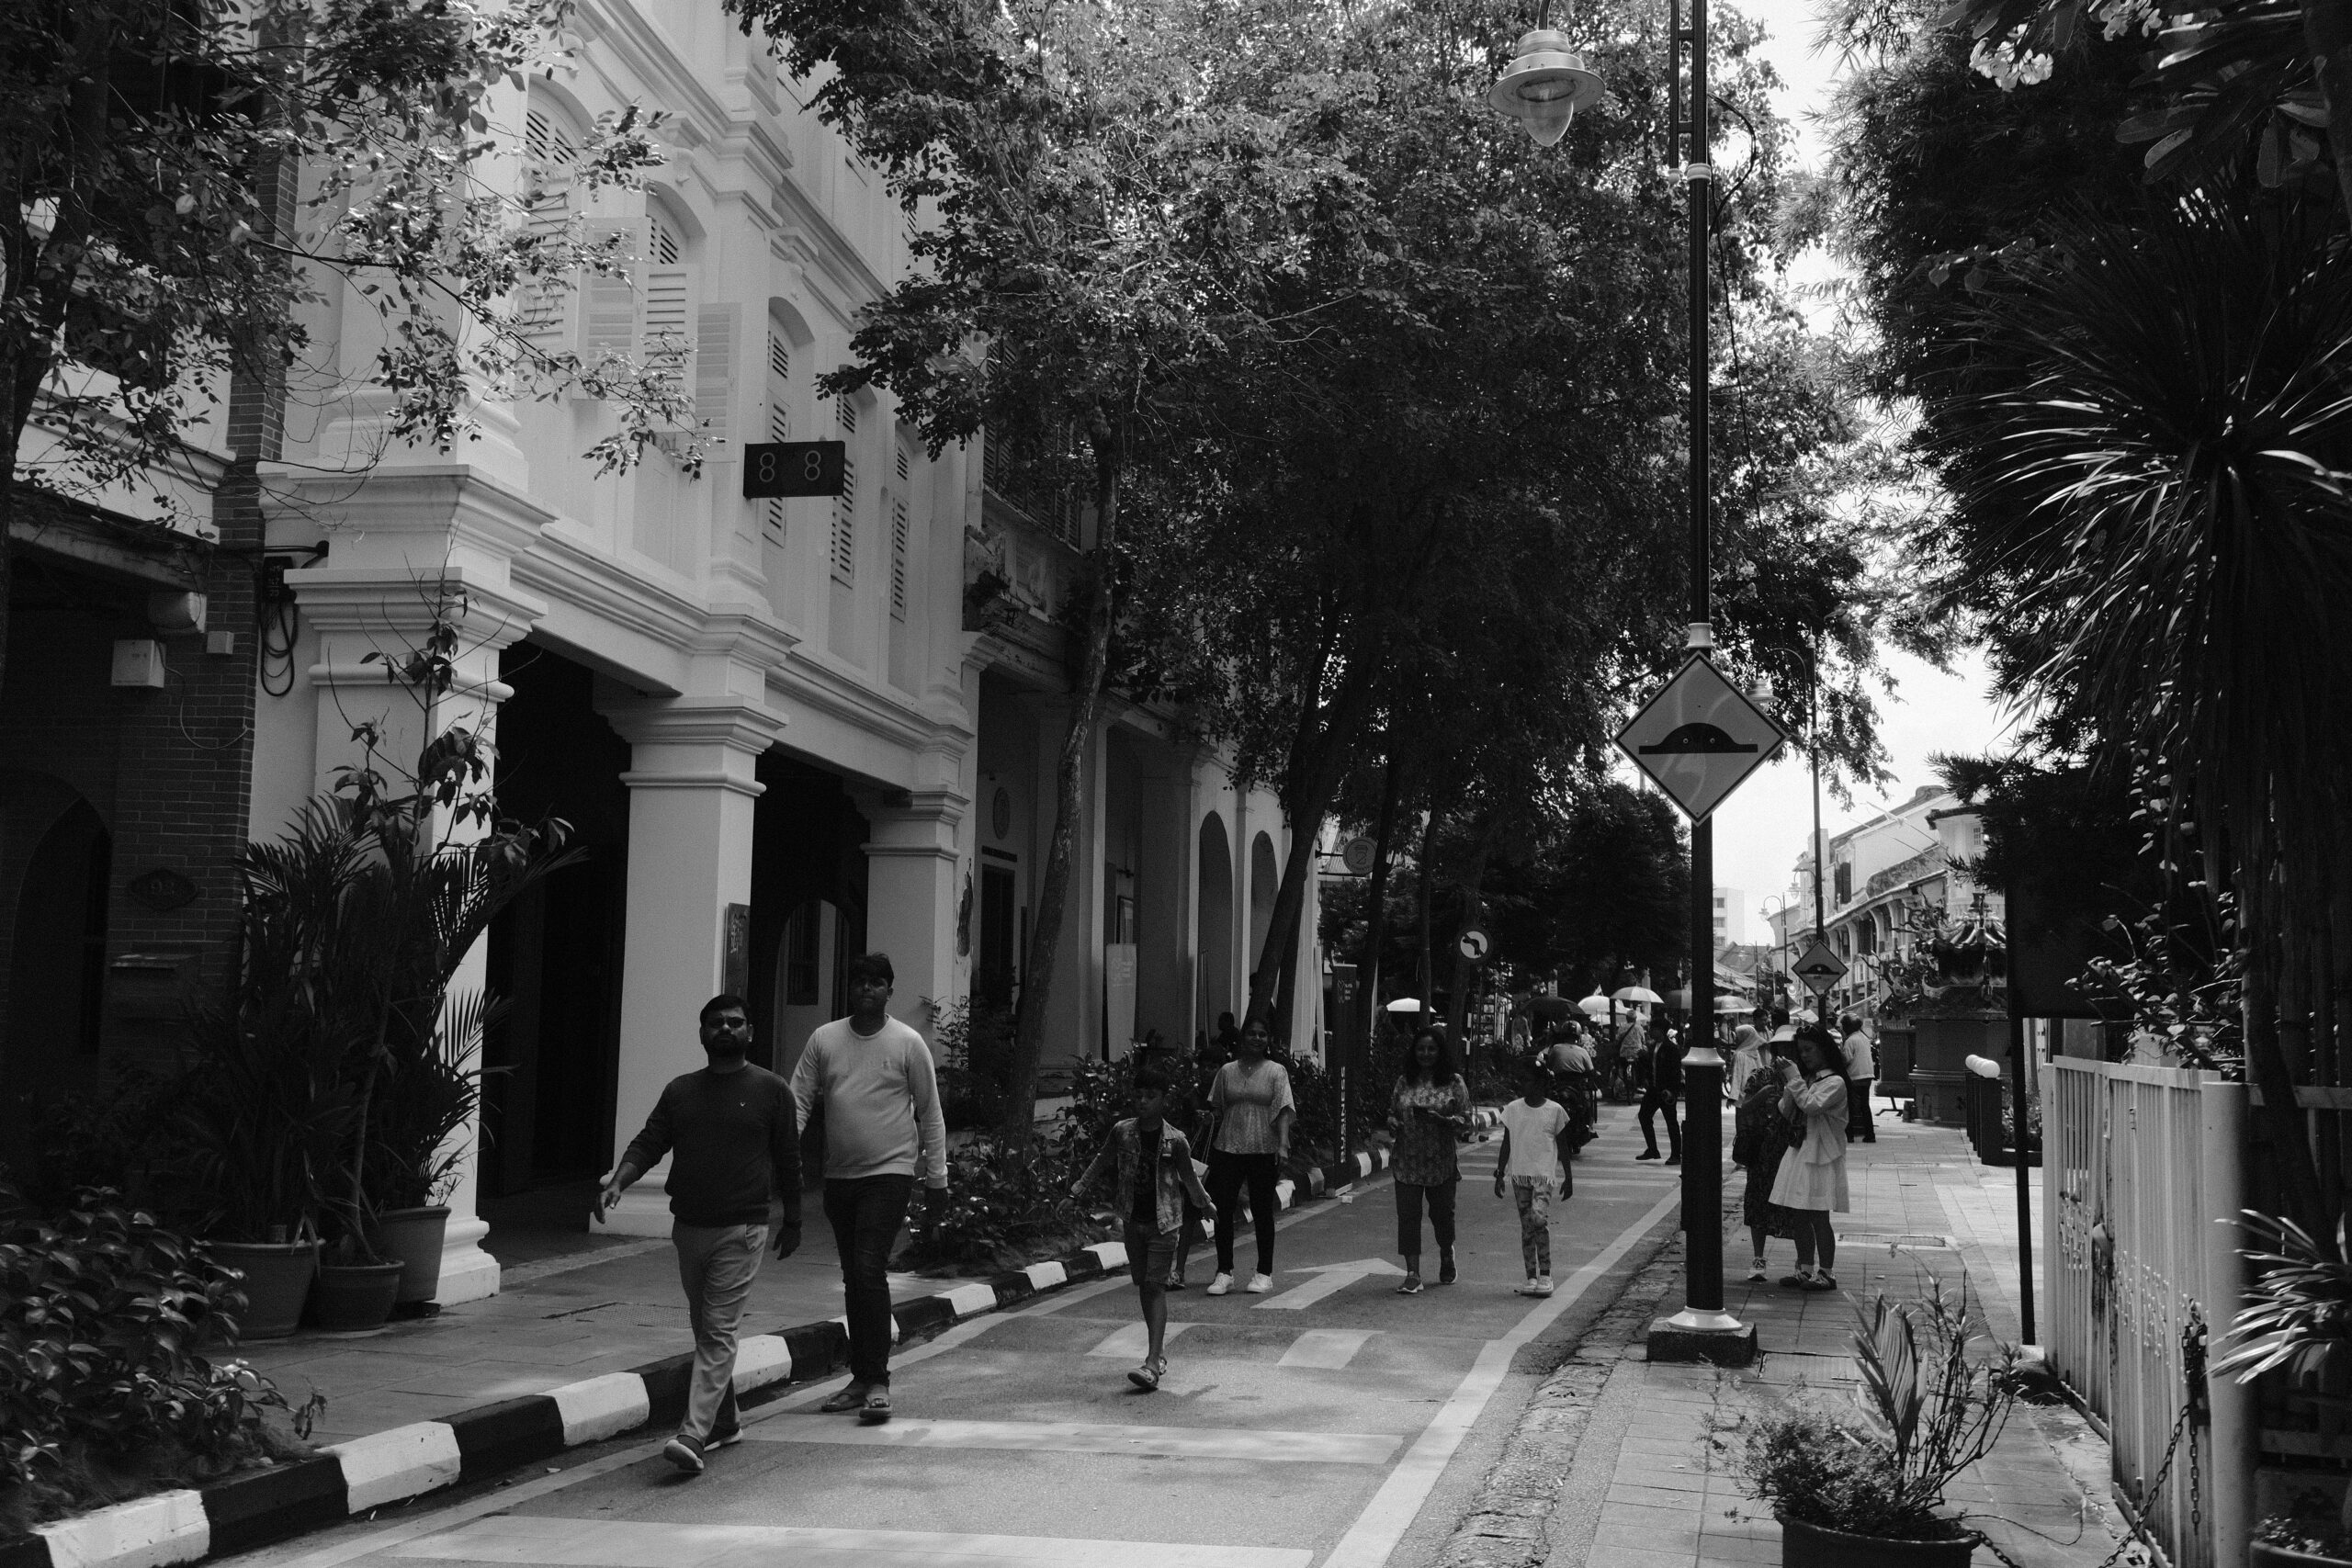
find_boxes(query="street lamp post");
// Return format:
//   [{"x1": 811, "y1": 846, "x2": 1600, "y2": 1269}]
[{"x1": 1493, "y1": 0, "x2": 1752, "y2": 1363}]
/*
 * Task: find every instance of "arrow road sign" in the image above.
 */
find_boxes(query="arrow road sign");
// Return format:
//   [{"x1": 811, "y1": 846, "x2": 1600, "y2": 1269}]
[
  {"x1": 1253, "y1": 1258, "x2": 1408, "y2": 1311},
  {"x1": 1457, "y1": 927, "x2": 1491, "y2": 963},
  {"x1": 1792, "y1": 938, "x2": 1847, "y2": 997},
  {"x1": 1614, "y1": 654, "x2": 1788, "y2": 822}
]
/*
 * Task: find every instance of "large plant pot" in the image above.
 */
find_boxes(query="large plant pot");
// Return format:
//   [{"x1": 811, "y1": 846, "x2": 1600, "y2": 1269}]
[
  {"x1": 311, "y1": 1260, "x2": 404, "y2": 1332},
  {"x1": 211, "y1": 1240, "x2": 317, "y2": 1340},
  {"x1": 371, "y1": 1205, "x2": 449, "y2": 1303},
  {"x1": 2255, "y1": 1545, "x2": 2352, "y2": 1566},
  {"x1": 1779, "y1": 1516, "x2": 1980, "y2": 1566}
]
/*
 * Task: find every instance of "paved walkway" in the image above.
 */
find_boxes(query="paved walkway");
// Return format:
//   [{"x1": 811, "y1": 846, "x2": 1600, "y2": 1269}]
[
  {"x1": 239, "y1": 1182, "x2": 943, "y2": 1446},
  {"x1": 1546, "y1": 1113, "x2": 2124, "y2": 1568}
]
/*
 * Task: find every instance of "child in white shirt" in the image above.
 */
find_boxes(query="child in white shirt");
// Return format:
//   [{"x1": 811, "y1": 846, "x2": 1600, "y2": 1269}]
[{"x1": 1494, "y1": 1069, "x2": 1574, "y2": 1296}]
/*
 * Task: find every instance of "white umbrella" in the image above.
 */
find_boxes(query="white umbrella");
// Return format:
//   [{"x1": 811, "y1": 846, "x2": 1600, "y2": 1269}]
[
  {"x1": 1577, "y1": 993, "x2": 1613, "y2": 1017},
  {"x1": 1613, "y1": 985, "x2": 1663, "y2": 1005},
  {"x1": 1384, "y1": 997, "x2": 1427, "y2": 1013}
]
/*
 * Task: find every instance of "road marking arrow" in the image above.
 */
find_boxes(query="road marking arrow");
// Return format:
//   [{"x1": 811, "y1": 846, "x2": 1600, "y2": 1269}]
[{"x1": 1253, "y1": 1258, "x2": 1408, "y2": 1311}]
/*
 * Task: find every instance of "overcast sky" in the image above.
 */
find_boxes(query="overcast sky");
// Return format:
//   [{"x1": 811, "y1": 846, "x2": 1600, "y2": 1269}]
[{"x1": 1679, "y1": 0, "x2": 2020, "y2": 939}]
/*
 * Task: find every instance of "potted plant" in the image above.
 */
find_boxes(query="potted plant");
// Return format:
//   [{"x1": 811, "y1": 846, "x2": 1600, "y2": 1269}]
[
  {"x1": 1722, "y1": 1280, "x2": 2021, "y2": 1564},
  {"x1": 2214, "y1": 1213, "x2": 2352, "y2": 1564}
]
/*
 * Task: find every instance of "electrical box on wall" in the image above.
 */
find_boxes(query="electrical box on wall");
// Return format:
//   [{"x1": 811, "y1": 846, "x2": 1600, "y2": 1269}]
[{"x1": 111, "y1": 639, "x2": 165, "y2": 688}]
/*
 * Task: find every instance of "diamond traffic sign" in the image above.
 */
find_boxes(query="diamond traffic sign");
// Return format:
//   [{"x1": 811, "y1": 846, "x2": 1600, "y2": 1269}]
[
  {"x1": 1792, "y1": 938, "x2": 1847, "y2": 996},
  {"x1": 1614, "y1": 654, "x2": 1787, "y2": 821}
]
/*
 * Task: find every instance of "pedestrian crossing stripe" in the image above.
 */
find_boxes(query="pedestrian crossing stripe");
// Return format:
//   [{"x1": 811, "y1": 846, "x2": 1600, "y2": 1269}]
[
  {"x1": 737, "y1": 1416, "x2": 1401, "y2": 1465},
  {"x1": 388, "y1": 1517, "x2": 1314, "y2": 1567}
]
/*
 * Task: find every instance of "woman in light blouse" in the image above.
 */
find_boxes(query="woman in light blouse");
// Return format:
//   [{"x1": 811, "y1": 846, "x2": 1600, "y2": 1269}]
[
  {"x1": 1204, "y1": 1014, "x2": 1295, "y2": 1295},
  {"x1": 1766, "y1": 1025, "x2": 1850, "y2": 1291},
  {"x1": 1388, "y1": 1026, "x2": 1471, "y2": 1294}
]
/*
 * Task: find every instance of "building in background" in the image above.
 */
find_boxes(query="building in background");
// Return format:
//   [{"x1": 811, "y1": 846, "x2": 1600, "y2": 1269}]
[
  {"x1": 4, "y1": 6, "x2": 1317, "y2": 1299},
  {"x1": 1710, "y1": 885, "x2": 1745, "y2": 950}
]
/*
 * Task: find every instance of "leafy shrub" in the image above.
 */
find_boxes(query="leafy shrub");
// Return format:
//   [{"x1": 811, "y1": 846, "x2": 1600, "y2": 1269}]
[
  {"x1": 7, "y1": 1066, "x2": 196, "y2": 1223},
  {"x1": 0, "y1": 1190, "x2": 322, "y2": 1534},
  {"x1": 894, "y1": 1135, "x2": 1098, "y2": 1273},
  {"x1": 2256, "y1": 1490, "x2": 2352, "y2": 1557},
  {"x1": 935, "y1": 1066, "x2": 1007, "y2": 1133},
  {"x1": 1720, "y1": 1280, "x2": 2018, "y2": 1542}
]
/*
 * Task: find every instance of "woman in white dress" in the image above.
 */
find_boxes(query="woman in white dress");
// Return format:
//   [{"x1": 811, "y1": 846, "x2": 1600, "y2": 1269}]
[{"x1": 1767, "y1": 1026, "x2": 1850, "y2": 1292}]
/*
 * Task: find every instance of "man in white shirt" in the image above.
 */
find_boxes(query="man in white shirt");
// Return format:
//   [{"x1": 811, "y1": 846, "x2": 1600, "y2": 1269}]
[
  {"x1": 1840, "y1": 1012, "x2": 1879, "y2": 1143},
  {"x1": 789, "y1": 952, "x2": 948, "y2": 1425}
]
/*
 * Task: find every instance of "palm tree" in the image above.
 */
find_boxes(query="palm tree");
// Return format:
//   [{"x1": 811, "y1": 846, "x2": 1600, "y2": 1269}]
[{"x1": 1945, "y1": 187, "x2": 2352, "y2": 1230}]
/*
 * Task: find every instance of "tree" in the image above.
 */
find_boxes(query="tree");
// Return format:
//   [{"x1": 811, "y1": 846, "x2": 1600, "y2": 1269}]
[
  {"x1": 3, "y1": 0, "x2": 693, "y2": 695},
  {"x1": 738, "y1": 0, "x2": 1353, "y2": 1136}
]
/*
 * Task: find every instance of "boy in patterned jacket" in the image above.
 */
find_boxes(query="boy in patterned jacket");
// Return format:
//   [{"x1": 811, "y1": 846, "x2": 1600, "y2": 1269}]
[{"x1": 1071, "y1": 1065, "x2": 1217, "y2": 1390}]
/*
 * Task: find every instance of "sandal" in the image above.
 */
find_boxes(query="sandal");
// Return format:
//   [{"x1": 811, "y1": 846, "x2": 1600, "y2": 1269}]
[
  {"x1": 1802, "y1": 1273, "x2": 1839, "y2": 1292},
  {"x1": 1127, "y1": 1357, "x2": 1165, "y2": 1391},
  {"x1": 857, "y1": 1388, "x2": 893, "y2": 1424},
  {"x1": 819, "y1": 1382, "x2": 868, "y2": 1414}
]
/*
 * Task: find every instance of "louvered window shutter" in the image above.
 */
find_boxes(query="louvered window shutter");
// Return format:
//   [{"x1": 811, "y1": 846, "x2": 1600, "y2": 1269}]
[
  {"x1": 518, "y1": 111, "x2": 578, "y2": 348},
  {"x1": 831, "y1": 400, "x2": 857, "y2": 586},
  {"x1": 641, "y1": 214, "x2": 689, "y2": 375},
  {"x1": 889, "y1": 497, "x2": 910, "y2": 620},
  {"x1": 580, "y1": 220, "x2": 638, "y2": 363},
  {"x1": 695, "y1": 304, "x2": 737, "y2": 446},
  {"x1": 764, "y1": 406, "x2": 789, "y2": 541}
]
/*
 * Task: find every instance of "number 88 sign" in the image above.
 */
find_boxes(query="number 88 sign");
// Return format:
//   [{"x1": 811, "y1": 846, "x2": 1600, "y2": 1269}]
[{"x1": 741, "y1": 440, "x2": 846, "y2": 499}]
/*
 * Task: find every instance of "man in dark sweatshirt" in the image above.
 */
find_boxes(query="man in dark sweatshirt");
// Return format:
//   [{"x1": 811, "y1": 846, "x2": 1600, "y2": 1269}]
[{"x1": 596, "y1": 993, "x2": 800, "y2": 1475}]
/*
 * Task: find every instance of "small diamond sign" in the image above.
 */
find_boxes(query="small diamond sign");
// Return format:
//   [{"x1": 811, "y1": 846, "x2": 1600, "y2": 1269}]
[
  {"x1": 1792, "y1": 938, "x2": 1848, "y2": 996},
  {"x1": 1615, "y1": 654, "x2": 1788, "y2": 822}
]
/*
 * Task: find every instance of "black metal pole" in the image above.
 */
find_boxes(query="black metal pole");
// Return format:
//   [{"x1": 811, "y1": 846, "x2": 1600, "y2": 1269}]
[{"x1": 1675, "y1": 0, "x2": 1726, "y2": 1325}]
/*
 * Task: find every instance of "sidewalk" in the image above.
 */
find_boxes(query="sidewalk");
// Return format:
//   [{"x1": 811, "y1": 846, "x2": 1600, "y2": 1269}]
[
  {"x1": 237, "y1": 1181, "x2": 936, "y2": 1445},
  {"x1": 1540, "y1": 1114, "x2": 2124, "y2": 1568}
]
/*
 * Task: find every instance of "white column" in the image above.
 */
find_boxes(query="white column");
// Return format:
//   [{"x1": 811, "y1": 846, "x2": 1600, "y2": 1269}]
[
  {"x1": 289, "y1": 553, "x2": 546, "y2": 1306},
  {"x1": 594, "y1": 697, "x2": 785, "y2": 1236},
  {"x1": 856, "y1": 788, "x2": 968, "y2": 1048}
]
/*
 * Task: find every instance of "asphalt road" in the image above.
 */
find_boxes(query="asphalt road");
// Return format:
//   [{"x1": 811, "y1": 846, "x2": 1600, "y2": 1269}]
[{"x1": 227, "y1": 1105, "x2": 1687, "y2": 1568}]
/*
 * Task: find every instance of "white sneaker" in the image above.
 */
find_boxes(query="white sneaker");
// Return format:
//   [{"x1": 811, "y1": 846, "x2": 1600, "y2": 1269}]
[
  {"x1": 1515, "y1": 1277, "x2": 1544, "y2": 1296},
  {"x1": 1747, "y1": 1258, "x2": 1770, "y2": 1282},
  {"x1": 1246, "y1": 1272, "x2": 1273, "y2": 1293},
  {"x1": 1534, "y1": 1275, "x2": 1554, "y2": 1296},
  {"x1": 1205, "y1": 1272, "x2": 1235, "y2": 1296}
]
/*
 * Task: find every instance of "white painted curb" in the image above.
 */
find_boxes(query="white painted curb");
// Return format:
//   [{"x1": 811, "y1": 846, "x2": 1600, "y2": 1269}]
[
  {"x1": 729, "y1": 1334, "x2": 796, "y2": 1393},
  {"x1": 548, "y1": 1371, "x2": 651, "y2": 1446},
  {"x1": 329, "y1": 1421, "x2": 462, "y2": 1512},
  {"x1": 34, "y1": 1491, "x2": 208, "y2": 1568}
]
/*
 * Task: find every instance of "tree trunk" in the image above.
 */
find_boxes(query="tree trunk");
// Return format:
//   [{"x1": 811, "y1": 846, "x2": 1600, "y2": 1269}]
[
  {"x1": 2245, "y1": 902, "x2": 2329, "y2": 1237},
  {"x1": 997, "y1": 422, "x2": 1123, "y2": 1141},
  {"x1": 1241, "y1": 652, "x2": 1383, "y2": 1024},
  {"x1": 1350, "y1": 753, "x2": 1407, "y2": 1147},
  {"x1": 1442, "y1": 821, "x2": 1502, "y2": 1043},
  {"x1": 1415, "y1": 807, "x2": 1438, "y2": 1007},
  {"x1": 2301, "y1": 0, "x2": 2352, "y2": 219}
]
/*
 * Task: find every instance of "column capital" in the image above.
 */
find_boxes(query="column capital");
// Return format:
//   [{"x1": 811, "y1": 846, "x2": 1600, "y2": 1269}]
[
  {"x1": 599, "y1": 695, "x2": 786, "y2": 801},
  {"x1": 291, "y1": 566, "x2": 544, "y2": 699}
]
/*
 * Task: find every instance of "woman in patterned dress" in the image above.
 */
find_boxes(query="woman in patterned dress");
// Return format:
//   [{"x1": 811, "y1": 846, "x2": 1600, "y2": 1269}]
[
  {"x1": 1389, "y1": 1027, "x2": 1471, "y2": 1294},
  {"x1": 1204, "y1": 1014, "x2": 1295, "y2": 1295}
]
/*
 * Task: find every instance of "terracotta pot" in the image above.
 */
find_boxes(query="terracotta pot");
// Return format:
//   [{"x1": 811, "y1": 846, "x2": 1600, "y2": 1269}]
[
  {"x1": 210, "y1": 1240, "x2": 317, "y2": 1340},
  {"x1": 371, "y1": 1205, "x2": 449, "y2": 1303},
  {"x1": 1779, "y1": 1515, "x2": 1980, "y2": 1566},
  {"x1": 2254, "y1": 1544, "x2": 2352, "y2": 1566},
  {"x1": 311, "y1": 1260, "x2": 404, "y2": 1332}
]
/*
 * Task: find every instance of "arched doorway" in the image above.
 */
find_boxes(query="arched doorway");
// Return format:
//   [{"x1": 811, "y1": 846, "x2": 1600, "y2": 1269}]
[
  {"x1": 3, "y1": 787, "x2": 112, "y2": 1153},
  {"x1": 1248, "y1": 830, "x2": 1279, "y2": 998},
  {"x1": 1196, "y1": 814, "x2": 1233, "y2": 1042}
]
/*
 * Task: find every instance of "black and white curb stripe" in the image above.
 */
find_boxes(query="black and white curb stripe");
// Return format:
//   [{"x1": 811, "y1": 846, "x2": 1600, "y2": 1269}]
[{"x1": 1, "y1": 1129, "x2": 1451, "y2": 1568}]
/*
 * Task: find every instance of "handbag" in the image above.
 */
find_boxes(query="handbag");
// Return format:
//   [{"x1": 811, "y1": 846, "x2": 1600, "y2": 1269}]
[{"x1": 1783, "y1": 1107, "x2": 1811, "y2": 1152}]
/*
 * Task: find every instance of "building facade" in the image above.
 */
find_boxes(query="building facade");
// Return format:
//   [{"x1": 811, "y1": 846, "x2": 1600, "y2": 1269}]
[
  {"x1": 1762, "y1": 784, "x2": 2005, "y2": 1026},
  {"x1": 2, "y1": 5, "x2": 1317, "y2": 1295}
]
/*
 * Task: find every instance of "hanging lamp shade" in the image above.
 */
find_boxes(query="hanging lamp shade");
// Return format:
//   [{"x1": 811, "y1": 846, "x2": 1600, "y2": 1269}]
[{"x1": 1487, "y1": 29, "x2": 1605, "y2": 148}]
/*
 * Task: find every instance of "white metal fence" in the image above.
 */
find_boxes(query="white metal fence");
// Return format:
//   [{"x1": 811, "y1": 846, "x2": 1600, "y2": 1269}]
[{"x1": 2047, "y1": 1058, "x2": 2253, "y2": 1568}]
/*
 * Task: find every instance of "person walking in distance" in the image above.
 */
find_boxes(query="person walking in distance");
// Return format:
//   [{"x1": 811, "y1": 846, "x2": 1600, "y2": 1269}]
[
  {"x1": 1494, "y1": 1064, "x2": 1573, "y2": 1296},
  {"x1": 1635, "y1": 1021, "x2": 1684, "y2": 1164},
  {"x1": 1204, "y1": 1012, "x2": 1295, "y2": 1295},
  {"x1": 597, "y1": 995, "x2": 801, "y2": 1476},
  {"x1": 1389, "y1": 1026, "x2": 1470, "y2": 1294},
  {"x1": 788, "y1": 953, "x2": 948, "y2": 1424},
  {"x1": 1839, "y1": 1013, "x2": 1878, "y2": 1143},
  {"x1": 1769, "y1": 1024, "x2": 1852, "y2": 1291},
  {"x1": 1070, "y1": 1065, "x2": 1217, "y2": 1390}
]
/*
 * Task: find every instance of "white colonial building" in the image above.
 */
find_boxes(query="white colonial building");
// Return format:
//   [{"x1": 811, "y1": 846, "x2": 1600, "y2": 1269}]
[{"x1": 240, "y1": 9, "x2": 1317, "y2": 1294}]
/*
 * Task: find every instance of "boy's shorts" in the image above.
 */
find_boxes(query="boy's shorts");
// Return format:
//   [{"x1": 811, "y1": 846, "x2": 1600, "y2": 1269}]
[{"x1": 1123, "y1": 1222, "x2": 1176, "y2": 1287}]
